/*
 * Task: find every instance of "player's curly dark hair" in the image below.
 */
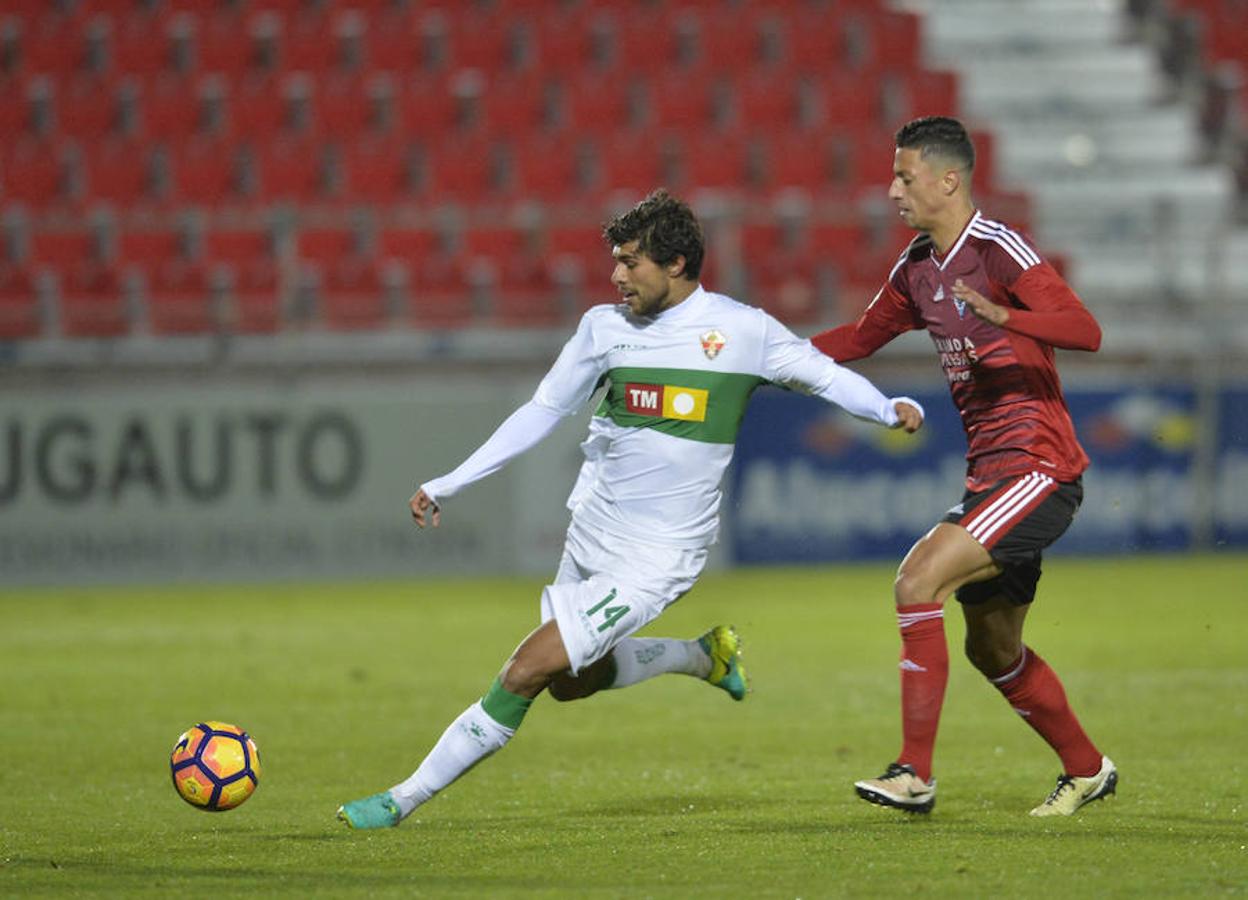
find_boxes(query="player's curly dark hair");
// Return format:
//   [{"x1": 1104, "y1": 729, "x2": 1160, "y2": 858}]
[
  {"x1": 895, "y1": 115, "x2": 976, "y2": 173},
  {"x1": 602, "y1": 189, "x2": 704, "y2": 280}
]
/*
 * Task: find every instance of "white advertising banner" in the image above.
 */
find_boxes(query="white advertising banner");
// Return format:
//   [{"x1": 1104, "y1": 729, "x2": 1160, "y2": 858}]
[{"x1": 0, "y1": 374, "x2": 591, "y2": 585}]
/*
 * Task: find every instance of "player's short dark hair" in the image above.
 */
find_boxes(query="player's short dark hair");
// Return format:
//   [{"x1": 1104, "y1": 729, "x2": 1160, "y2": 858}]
[
  {"x1": 895, "y1": 116, "x2": 976, "y2": 173},
  {"x1": 602, "y1": 189, "x2": 704, "y2": 280}
]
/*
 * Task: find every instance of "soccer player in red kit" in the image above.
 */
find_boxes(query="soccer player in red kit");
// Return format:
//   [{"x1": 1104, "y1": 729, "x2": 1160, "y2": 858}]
[{"x1": 812, "y1": 116, "x2": 1117, "y2": 816}]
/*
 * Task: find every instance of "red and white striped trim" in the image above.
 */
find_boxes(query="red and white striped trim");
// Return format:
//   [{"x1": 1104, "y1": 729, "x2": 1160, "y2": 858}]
[
  {"x1": 962, "y1": 472, "x2": 1057, "y2": 548},
  {"x1": 897, "y1": 607, "x2": 944, "y2": 630},
  {"x1": 969, "y1": 216, "x2": 1042, "y2": 272}
]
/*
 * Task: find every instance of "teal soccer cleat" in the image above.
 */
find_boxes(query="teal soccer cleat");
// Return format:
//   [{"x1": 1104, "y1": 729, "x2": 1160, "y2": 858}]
[
  {"x1": 698, "y1": 625, "x2": 749, "y2": 701},
  {"x1": 337, "y1": 791, "x2": 402, "y2": 829}
]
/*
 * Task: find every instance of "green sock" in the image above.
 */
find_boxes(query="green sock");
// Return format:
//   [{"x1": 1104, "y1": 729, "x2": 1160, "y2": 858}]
[{"x1": 480, "y1": 677, "x2": 532, "y2": 730}]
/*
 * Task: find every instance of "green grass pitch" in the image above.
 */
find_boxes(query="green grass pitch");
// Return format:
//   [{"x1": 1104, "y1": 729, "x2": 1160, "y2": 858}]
[{"x1": 2, "y1": 555, "x2": 1245, "y2": 898}]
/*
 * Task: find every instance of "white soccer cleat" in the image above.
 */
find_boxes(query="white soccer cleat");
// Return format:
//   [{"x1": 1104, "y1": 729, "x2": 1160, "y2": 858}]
[
  {"x1": 1029, "y1": 755, "x2": 1118, "y2": 817},
  {"x1": 854, "y1": 762, "x2": 936, "y2": 814}
]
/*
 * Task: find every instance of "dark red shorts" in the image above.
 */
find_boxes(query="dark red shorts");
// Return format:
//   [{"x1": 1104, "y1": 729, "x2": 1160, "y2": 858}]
[{"x1": 941, "y1": 472, "x2": 1083, "y2": 606}]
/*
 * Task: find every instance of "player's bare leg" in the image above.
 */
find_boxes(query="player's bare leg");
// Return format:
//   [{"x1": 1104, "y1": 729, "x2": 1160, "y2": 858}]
[
  {"x1": 856, "y1": 524, "x2": 998, "y2": 812},
  {"x1": 962, "y1": 594, "x2": 1116, "y2": 815},
  {"x1": 338, "y1": 622, "x2": 567, "y2": 829}
]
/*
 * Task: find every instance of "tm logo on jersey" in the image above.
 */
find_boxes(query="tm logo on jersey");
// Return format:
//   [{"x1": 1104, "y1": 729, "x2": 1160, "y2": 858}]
[{"x1": 624, "y1": 383, "x2": 709, "y2": 422}]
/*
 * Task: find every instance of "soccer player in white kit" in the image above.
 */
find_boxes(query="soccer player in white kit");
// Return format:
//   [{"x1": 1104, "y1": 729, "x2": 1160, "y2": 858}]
[{"x1": 338, "y1": 190, "x2": 925, "y2": 829}]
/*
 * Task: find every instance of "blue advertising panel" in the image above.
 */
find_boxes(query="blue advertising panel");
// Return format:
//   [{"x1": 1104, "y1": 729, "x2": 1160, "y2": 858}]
[
  {"x1": 1064, "y1": 387, "x2": 1197, "y2": 554},
  {"x1": 728, "y1": 384, "x2": 1210, "y2": 565},
  {"x1": 1215, "y1": 387, "x2": 1248, "y2": 547},
  {"x1": 729, "y1": 386, "x2": 964, "y2": 564}
]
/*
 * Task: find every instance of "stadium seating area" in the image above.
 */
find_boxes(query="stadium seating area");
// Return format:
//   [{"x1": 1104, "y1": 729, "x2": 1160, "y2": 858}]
[{"x1": 0, "y1": 0, "x2": 992, "y2": 341}]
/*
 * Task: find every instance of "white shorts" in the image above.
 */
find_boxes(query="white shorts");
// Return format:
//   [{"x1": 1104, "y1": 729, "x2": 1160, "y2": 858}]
[{"x1": 539, "y1": 519, "x2": 708, "y2": 675}]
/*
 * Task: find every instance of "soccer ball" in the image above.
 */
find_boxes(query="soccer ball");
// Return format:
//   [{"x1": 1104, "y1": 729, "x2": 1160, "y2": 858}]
[{"x1": 170, "y1": 721, "x2": 261, "y2": 811}]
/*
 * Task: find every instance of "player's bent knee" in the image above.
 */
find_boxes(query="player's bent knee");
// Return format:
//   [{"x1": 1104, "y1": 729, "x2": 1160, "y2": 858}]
[
  {"x1": 499, "y1": 656, "x2": 555, "y2": 699},
  {"x1": 964, "y1": 634, "x2": 1019, "y2": 677},
  {"x1": 893, "y1": 569, "x2": 936, "y2": 607}
]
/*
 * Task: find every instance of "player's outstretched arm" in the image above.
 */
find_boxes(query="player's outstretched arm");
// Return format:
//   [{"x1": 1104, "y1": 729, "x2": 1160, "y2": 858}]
[{"x1": 414, "y1": 400, "x2": 568, "y2": 527}]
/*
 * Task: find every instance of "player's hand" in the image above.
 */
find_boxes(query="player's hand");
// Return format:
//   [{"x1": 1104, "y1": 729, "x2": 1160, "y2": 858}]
[
  {"x1": 952, "y1": 278, "x2": 1010, "y2": 327},
  {"x1": 409, "y1": 488, "x2": 441, "y2": 529},
  {"x1": 893, "y1": 401, "x2": 924, "y2": 433}
]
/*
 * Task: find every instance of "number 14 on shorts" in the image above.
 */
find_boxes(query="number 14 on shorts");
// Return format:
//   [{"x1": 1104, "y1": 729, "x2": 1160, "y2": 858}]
[{"x1": 587, "y1": 588, "x2": 629, "y2": 633}]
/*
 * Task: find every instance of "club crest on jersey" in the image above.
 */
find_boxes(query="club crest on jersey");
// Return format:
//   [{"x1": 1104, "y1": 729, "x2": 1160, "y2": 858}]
[
  {"x1": 954, "y1": 298, "x2": 968, "y2": 318},
  {"x1": 624, "y1": 383, "x2": 708, "y2": 422},
  {"x1": 700, "y1": 329, "x2": 726, "y2": 359}
]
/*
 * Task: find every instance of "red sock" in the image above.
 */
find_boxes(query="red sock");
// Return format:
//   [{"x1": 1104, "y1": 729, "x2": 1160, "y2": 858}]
[
  {"x1": 896, "y1": 603, "x2": 947, "y2": 783},
  {"x1": 990, "y1": 646, "x2": 1102, "y2": 777}
]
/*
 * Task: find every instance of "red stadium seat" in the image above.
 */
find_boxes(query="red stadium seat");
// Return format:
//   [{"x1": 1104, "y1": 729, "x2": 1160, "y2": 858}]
[
  {"x1": 783, "y1": 10, "x2": 847, "y2": 73},
  {"x1": 393, "y1": 72, "x2": 458, "y2": 135},
  {"x1": 194, "y1": 10, "x2": 258, "y2": 76},
  {"x1": 308, "y1": 72, "x2": 372, "y2": 135},
  {"x1": 902, "y1": 68, "x2": 960, "y2": 120},
  {"x1": 224, "y1": 74, "x2": 289, "y2": 138},
  {"x1": 742, "y1": 247, "x2": 823, "y2": 325},
  {"x1": 1, "y1": 137, "x2": 70, "y2": 209},
  {"x1": 862, "y1": 10, "x2": 921, "y2": 73},
  {"x1": 57, "y1": 261, "x2": 129, "y2": 338},
  {"x1": 0, "y1": 78, "x2": 34, "y2": 136},
  {"x1": 692, "y1": 12, "x2": 768, "y2": 72},
  {"x1": 252, "y1": 136, "x2": 327, "y2": 204},
  {"x1": 296, "y1": 228, "x2": 356, "y2": 264},
  {"x1": 422, "y1": 133, "x2": 503, "y2": 202},
  {"x1": 143, "y1": 260, "x2": 216, "y2": 334},
  {"x1": 755, "y1": 131, "x2": 833, "y2": 192},
  {"x1": 204, "y1": 228, "x2": 274, "y2": 266},
  {"x1": 223, "y1": 258, "x2": 281, "y2": 333},
  {"x1": 547, "y1": 224, "x2": 610, "y2": 288},
  {"x1": 646, "y1": 68, "x2": 720, "y2": 130},
  {"x1": 281, "y1": 14, "x2": 339, "y2": 72},
  {"x1": 118, "y1": 228, "x2": 185, "y2": 268},
  {"x1": 508, "y1": 132, "x2": 584, "y2": 198},
  {"x1": 340, "y1": 134, "x2": 416, "y2": 203},
  {"x1": 168, "y1": 137, "x2": 241, "y2": 205},
  {"x1": 0, "y1": 264, "x2": 41, "y2": 339},
  {"x1": 529, "y1": 16, "x2": 597, "y2": 77},
  {"x1": 731, "y1": 69, "x2": 803, "y2": 130},
  {"x1": 378, "y1": 227, "x2": 438, "y2": 267},
  {"x1": 112, "y1": 16, "x2": 175, "y2": 78},
  {"x1": 441, "y1": 13, "x2": 516, "y2": 72},
  {"x1": 21, "y1": 16, "x2": 89, "y2": 76},
  {"x1": 135, "y1": 74, "x2": 204, "y2": 140},
  {"x1": 461, "y1": 226, "x2": 528, "y2": 260},
  {"x1": 319, "y1": 256, "x2": 391, "y2": 331},
  {"x1": 83, "y1": 138, "x2": 154, "y2": 205},
  {"x1": 478, "y1": 73, "x2": 554, "y2": 135},
  {"x1": 489, "y1": 257, "x2": 565, "y2": 327},
  {"x1": 561, "y1": 71, "x2": 635, "y2": 132},
  {"x1": 55, "y1": 75, "x2": 122, "y2": 139},
  {"x1": 594, "y1": 9, "x2": 681, "y2": 72},
  {"x1": 595, "y1": 130, "x2": 668, "y2": 194},
  {"x1": 30, "y1": 228, "x2": 95, "y2": 267},
  {"x1": 817, "y1": 72, "x2": 883, "y2": 131},
  {"x1": 404, "y1": 255, "x2": 474, "y2": 329},
  {"x1": 361, "y1": 11, "x2": 428, "y2": 73},
  {"x1": 675, "y1": 132, "x2": 751, "y2": 190}
]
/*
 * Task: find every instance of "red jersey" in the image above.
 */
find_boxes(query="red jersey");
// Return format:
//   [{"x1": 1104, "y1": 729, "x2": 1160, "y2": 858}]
[{"x1": 812, "y1": 210, "x2": 1102, "y2": 490}]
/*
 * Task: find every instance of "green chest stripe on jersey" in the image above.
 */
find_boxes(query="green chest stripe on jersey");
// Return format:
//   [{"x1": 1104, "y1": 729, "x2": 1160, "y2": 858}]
[{"x1": 595, "y1": 366, "x2": 767, "y2": 444}]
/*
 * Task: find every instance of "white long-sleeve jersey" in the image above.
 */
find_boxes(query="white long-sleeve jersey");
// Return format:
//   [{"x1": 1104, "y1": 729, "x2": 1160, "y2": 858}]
[{"x1": 423, "y1": 286, "x2": 921, "y2": 549}]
